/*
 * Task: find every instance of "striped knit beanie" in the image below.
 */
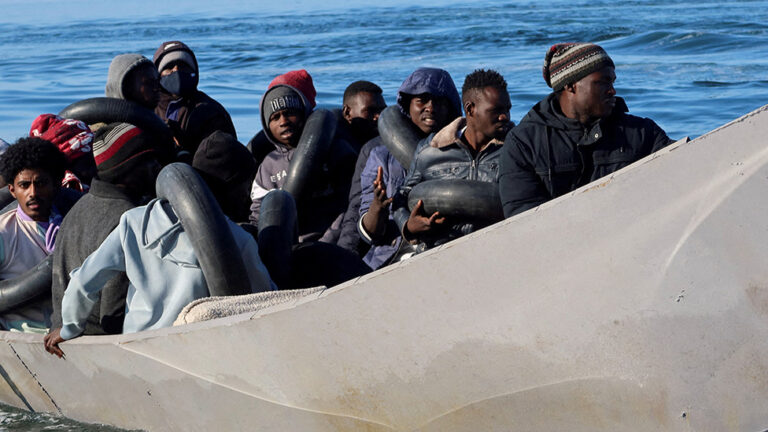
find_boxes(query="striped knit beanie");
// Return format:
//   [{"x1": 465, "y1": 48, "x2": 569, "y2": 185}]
[
  {"x1": 93, "y1": 122, "x2": 155, "y2": 182},
  {"x1": 543, "y1": 43, "x2": 614, "y2": 91}
]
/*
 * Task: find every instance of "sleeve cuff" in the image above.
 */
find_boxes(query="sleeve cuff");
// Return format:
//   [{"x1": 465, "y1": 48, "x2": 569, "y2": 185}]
[
  {"x1": 357, "y1": 212, "x2": 374, "y2": 245},
  {"x1": 60, "y1": 324, "x2": 84, "y2": 341}
]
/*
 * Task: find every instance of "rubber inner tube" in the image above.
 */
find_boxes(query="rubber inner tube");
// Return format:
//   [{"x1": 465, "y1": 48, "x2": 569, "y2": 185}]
[
  {"x1": 0, "y1": 255, "x2": 53, "y2": 313},
  {"x1": 408, "y1": 179, "x2": 504, "y2": 223},
  {"x1": 155, "y1": 163, "x2": 258, "y2": 296},
  {"x1": 257, "y1": 190, "x2": 298, "y2": 289},
  {"x1": 378, "y1": 105, "x2": 422, "y2": 169},
  {"x1": 59, "y1": 97, "x2": 176, "y2": 163},
  {"x1": 281, "y1": 109, "x2": 337, "y2": 203}
]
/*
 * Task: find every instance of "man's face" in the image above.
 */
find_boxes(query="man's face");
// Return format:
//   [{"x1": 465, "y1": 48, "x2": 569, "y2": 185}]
[
  {"x1": 344, "y1": 91, "x2": 386, "y2": 123},
  {"x1": 572, "y1": 66, "x2": 617, "y2": 122},
  {"x1": 128, "y1": 64, "x2": 160, "y2": 109},
  {"x1": 268, "y1": 109, "x2": 305, "y2": 147},
  {"x1": 409, "y1": 94, "x2": 452, "y2": 135},
  {"x1": 9, "y1": 168, "x2": 58, "y2": 222},
  {"x1": 467, "y1": 86, "x2": 512, "y2": 142}
]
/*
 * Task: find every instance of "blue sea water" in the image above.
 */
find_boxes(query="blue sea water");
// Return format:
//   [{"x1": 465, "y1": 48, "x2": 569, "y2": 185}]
[
  {"x1": 1, "y1": 0, "x2": 767, "y2": 429},
  {"x1": 1, "y1": 0, "x2": 768, "y2": 144}
]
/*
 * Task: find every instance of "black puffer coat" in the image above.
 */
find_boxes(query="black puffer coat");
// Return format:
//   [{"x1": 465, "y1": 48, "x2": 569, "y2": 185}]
[{"x1": 499, "y1": 94, "x2": 673, "y2": 217}]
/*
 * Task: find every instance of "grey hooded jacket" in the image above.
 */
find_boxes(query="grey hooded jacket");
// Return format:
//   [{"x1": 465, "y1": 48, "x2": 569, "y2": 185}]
[{"x1": 105, "y1": 54, "x2": 155, "y2": 100}]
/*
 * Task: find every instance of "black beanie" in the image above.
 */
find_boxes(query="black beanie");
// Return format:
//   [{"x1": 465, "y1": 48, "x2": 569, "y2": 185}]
[
  {"x1": 153, "y1": 41, "x2": 199, "y2": 74},
  {"x1": 192, "y1": 131, "x2": 257, "y2": 186}
]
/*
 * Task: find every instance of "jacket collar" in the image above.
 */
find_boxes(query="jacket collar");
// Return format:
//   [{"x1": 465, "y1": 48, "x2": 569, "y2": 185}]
[{"x1": 430, "y1": 117, "x2": 504, "y2": 151}]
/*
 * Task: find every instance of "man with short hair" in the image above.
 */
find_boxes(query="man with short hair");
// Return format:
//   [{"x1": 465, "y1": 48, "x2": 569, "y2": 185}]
[
  {"x1": 390, "y1": 69, "x2": 512, "y2": 250},
  {"x1": 0, "y1": 137, "x2": 69, "y2": 331},
  {"x1": 499, "y1": 43, "x2": 673, "y2": 218},
  {"x1": 153, "y1": 41, "x2": 237, "y2": 154},
  {"x1": 340, "y1": 80, "x2": 386, "y2": 151},
  {"x1": 105, "y1": 54, "x2": 160, "y2": 110},
  {"x1": 50, "y1": 122, "x2": 162, "y2": 335}
]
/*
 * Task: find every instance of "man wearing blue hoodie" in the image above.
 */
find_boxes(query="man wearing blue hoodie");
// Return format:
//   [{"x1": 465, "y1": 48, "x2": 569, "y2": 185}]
[{"x1": 356, "y1": 67, "x2": 462, "y2": 268}]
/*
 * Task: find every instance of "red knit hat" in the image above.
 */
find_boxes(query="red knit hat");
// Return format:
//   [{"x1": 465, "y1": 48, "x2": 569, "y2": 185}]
[
  {"x1": 268, "y1": 69, "x2": 317, "y2": 109},
  {"x1": 29, "y1": 114, "x2": 93, "y2": 162}
]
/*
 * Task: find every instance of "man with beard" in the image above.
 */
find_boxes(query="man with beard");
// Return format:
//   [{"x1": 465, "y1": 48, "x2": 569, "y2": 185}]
[
  {"x1": 498, "y1": 43, "x2": 673, "y2": 218},
  {"x1": 153, "y1": 41, "x2": 237, "y2": 155},
  {"x1": 0, "y1": 138, "x2": 70, "y2": 332},
  {"x1": 390, "y1": 69, "x2": 512, "y2": 251}
]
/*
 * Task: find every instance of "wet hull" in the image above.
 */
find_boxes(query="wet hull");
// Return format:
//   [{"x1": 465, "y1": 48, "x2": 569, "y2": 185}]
[{"x1": 2, "y1": 105, "x2": 768, "y2": 431}]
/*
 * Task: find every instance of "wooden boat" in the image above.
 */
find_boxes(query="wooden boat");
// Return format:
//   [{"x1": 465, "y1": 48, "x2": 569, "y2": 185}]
[{"x1": 2, "y1": 104, "x2": 768, "y2": 431}]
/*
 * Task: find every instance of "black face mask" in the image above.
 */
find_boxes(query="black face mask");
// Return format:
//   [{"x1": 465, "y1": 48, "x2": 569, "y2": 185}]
[
  {"x1": 160, "y1": 71, "x2": 197, "y2": 97},
  {"x1": 347, "y1": 117, "x2": 379, "y2": 145}
]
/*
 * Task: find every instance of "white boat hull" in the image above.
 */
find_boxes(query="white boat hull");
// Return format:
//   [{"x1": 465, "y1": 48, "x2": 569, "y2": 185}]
[{"x1": 2, "y1": 105, "x2": 768, "y2": 431}]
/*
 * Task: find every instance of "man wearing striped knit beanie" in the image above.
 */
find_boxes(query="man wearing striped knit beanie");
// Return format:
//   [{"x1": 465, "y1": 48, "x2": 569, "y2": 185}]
[
  {"x1": 498, "y1": 42, "x2": 674, "y2": 217},
  {"x1": 49, "y1": 122, "x2": 161, "y2": 337}
]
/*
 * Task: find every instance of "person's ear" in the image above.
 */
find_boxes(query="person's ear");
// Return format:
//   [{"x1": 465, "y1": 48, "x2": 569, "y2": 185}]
[
  {"x1": 8, "y1": 183, "x2": 16, "y2": 200},
  {"x1": 342, "y1": 104, "x2": 352, "y2": 122},
  {"x1": 564, "y1": 82, "x2": 577, "y2": 94},
  {"x1": 464, "y1": 101, "x2": 474, "y2": 118}
]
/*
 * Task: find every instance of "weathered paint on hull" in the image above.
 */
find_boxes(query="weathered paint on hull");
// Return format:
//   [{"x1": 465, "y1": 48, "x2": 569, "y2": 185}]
[{"x1": 2, "y1": 105, "x2": 768, "y2": 431}]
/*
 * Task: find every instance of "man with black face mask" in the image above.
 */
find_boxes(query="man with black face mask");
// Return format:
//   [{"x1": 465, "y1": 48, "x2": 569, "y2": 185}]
[{"x1": 153, "y1": 41, "x2": 237, "y2": 155}]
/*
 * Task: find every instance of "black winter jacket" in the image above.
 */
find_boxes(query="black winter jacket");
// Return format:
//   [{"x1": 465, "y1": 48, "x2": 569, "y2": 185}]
[
  {"x1": 499, "y1": 94, "x2": 673, "y2": 217},
  {"x1": 392, "y1": 117, "x2": 504, "y2": 248},
  {"x1": 155, "y1": 89, "x2": 237, "y2": 154}
]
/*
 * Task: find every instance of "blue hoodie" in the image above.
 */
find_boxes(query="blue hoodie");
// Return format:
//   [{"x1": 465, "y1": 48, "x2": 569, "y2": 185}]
[
  {"x1": 396, "y1": 67, "x2": 462, "y2": 120},
  {"x1": 354, "y1": 68, "x2": 461, "y2": 269},
  {"x1": 61, "y1": 199, "x2": 276, "y2": 338}
]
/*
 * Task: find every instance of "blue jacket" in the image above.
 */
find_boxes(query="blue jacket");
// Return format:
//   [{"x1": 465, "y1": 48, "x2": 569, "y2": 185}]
[
  {"x1": 358, "y1": 142, "x2": 407, "y2": 269},
  {"x1": 61, "y1": 198, "x2": 275, "y2": 338},
  {"x1": 396, "y1": 67, "x2": 462, "y2": 120}
]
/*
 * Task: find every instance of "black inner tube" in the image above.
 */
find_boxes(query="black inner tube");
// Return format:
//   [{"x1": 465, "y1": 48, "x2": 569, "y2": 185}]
[
  {"x1": 281, "y1": 109, "x2": 337, "y2": 203},
  {"x1": 155, "y1": 163, "x2": 258, "y2": 296},
  {"x1": 0, "y1": 255, "x2": 53, "y2": 314},
  {"x1": 378, "y1": 105, "x2": 423, "y2": 169},
  {"x1": 257, "y1": 190, "x2": 298, "y2": 289},
  {"x1": 408, "y1": 179, "x2": 504, "y2": 223},
  {"x1": 59, "y1": 97, "x2": 176, "y2": 164}
]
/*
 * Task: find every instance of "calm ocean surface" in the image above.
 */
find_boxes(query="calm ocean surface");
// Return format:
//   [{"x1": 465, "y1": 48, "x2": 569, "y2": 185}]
[{"x1": 1, "y1": 0, "x2": 767, "y2": 429}]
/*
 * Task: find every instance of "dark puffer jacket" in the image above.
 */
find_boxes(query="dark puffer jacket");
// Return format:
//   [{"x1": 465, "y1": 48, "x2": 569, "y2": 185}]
[
  {"x1": 499, "y1": 94, "x2": 673, "y2": 218},
  {"x1": 392, "y1": 117, "x2": 504, "y2": 248},
  {"x1": 155, "y1": 90, "x2": 237, "y2": 154}
]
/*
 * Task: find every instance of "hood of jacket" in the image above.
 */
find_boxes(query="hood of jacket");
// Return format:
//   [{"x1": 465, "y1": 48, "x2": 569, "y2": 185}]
[
  {"x1": 397, "y1": 67, "x2": 462, "y2": 120},
  {"x1": 139, "y1": 198, "x2": 198, "y2": 267},
  {"x1": 521, "y1": 92, "x2": 630, "y2": 131},
  {"x1": 259, "y1": 84, "x2": 314, "y2": 148},
  {"x1": 105, "y1": 54, "x2": 155, "y2": 100}
]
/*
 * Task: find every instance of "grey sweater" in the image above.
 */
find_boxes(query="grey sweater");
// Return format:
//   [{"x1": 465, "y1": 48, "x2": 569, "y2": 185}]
[{"x1": 50, "y1": 179, "x2": 141, "y2": 334}]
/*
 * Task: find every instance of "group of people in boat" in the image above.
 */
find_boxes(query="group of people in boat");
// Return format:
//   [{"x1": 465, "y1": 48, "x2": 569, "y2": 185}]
[{"x1": 0, "y1": 40, "x2": 673, "y2": 357}]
